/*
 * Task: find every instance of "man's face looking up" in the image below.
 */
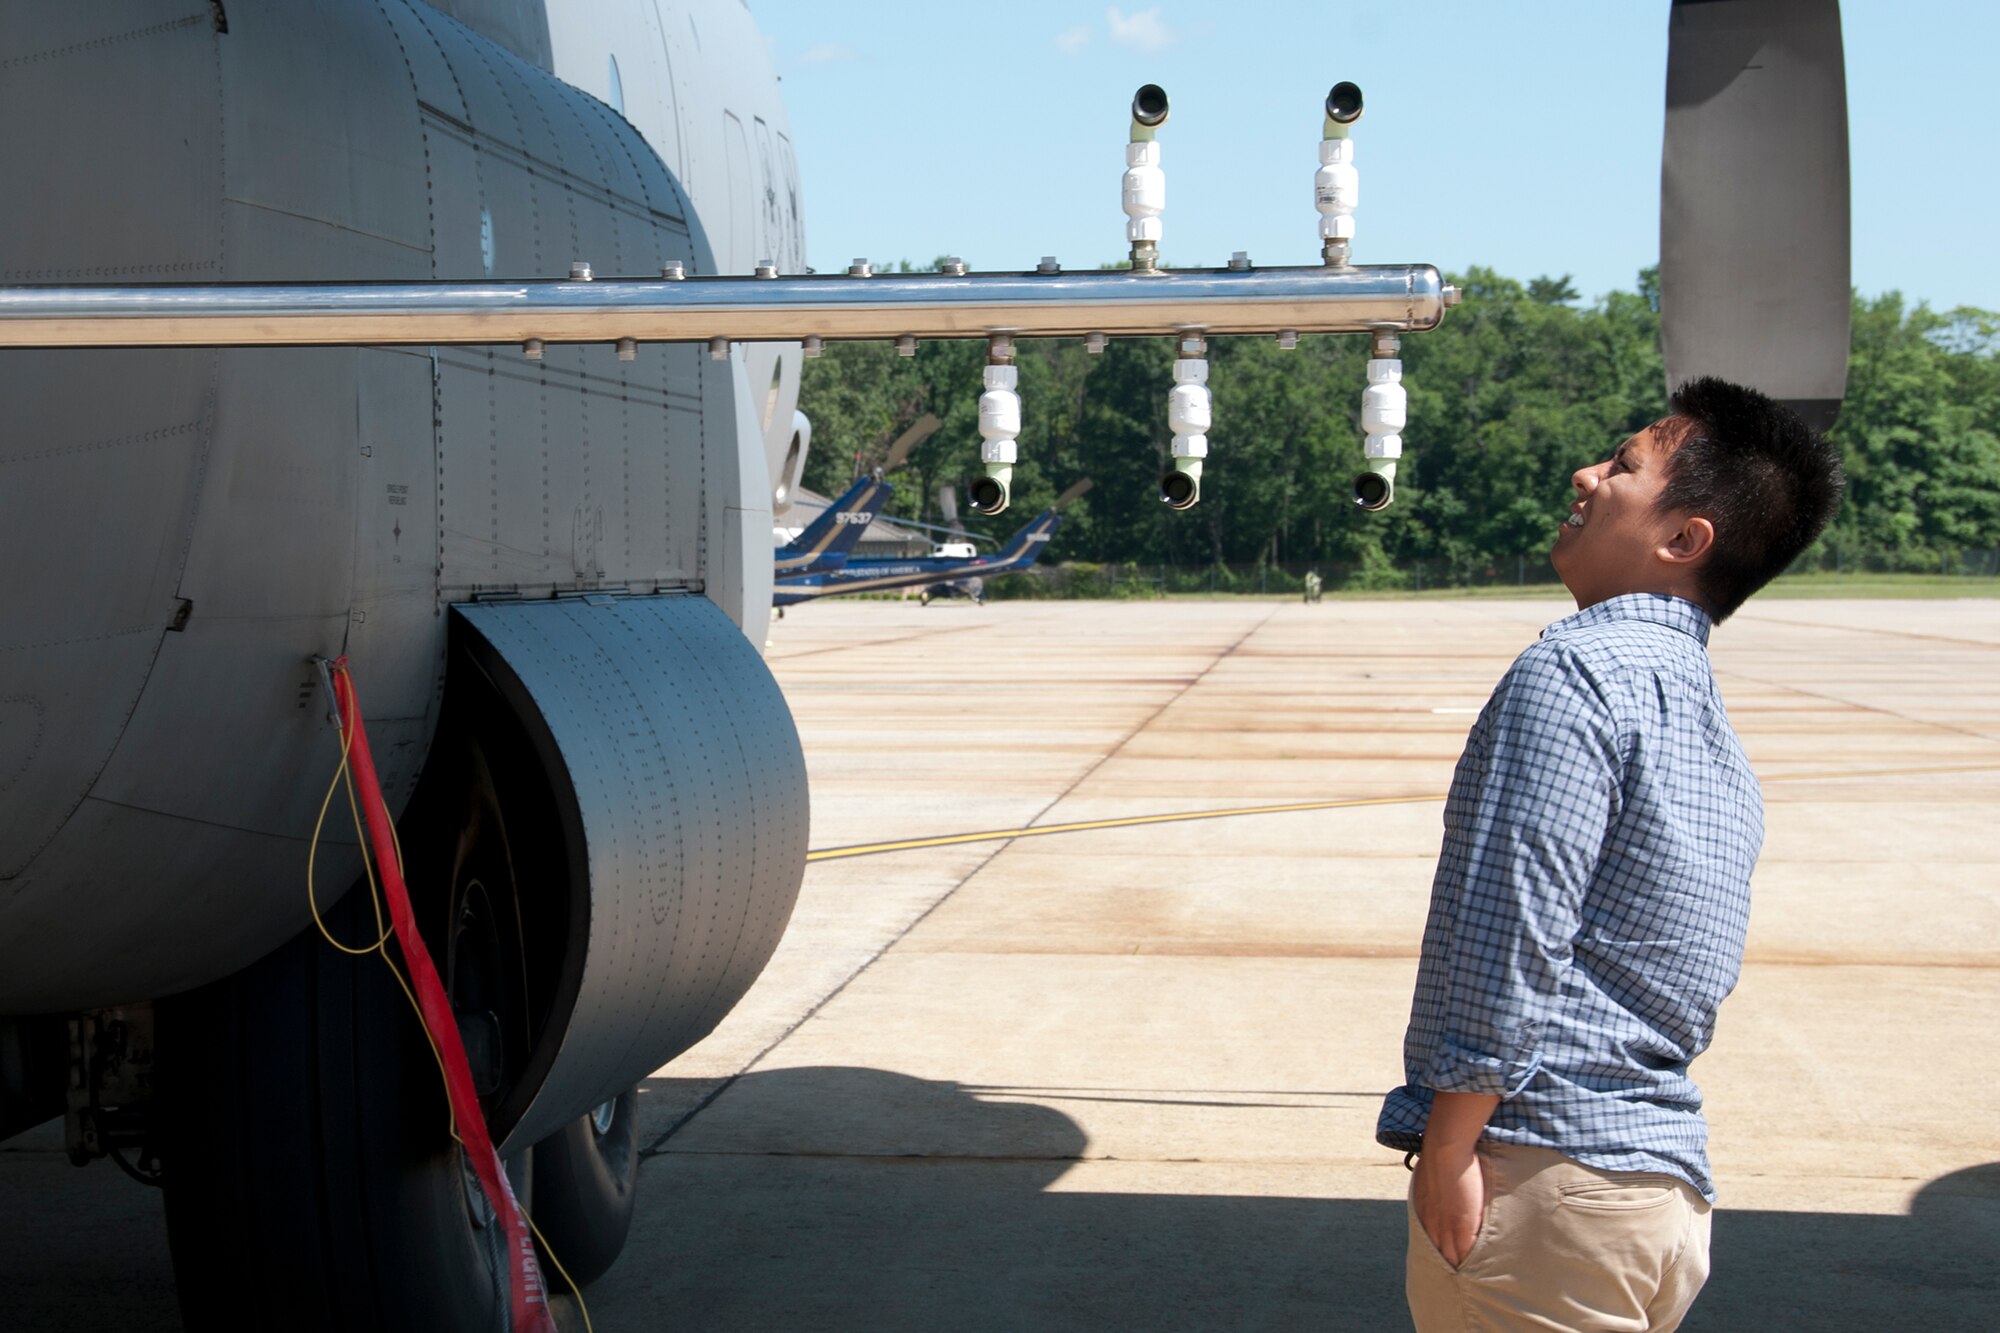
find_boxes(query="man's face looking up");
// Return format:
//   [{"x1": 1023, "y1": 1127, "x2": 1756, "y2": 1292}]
[{"x1": 1551, "y1": 418, "x2": 1714, "y2": 612}]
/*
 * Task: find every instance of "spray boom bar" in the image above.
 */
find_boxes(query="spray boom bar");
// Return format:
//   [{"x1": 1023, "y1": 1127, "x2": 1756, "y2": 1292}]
[
  {"x1": 0, "y1": 80, "x2": 1460, "y2": 515},
  {"x1": 0, "y1": 264, "x2": 1449, "y2": 351}
]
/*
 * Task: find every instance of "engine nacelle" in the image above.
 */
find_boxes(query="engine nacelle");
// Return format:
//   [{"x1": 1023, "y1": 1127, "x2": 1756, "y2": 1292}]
[{"x1": 455, "y1": 595, "x2": 807, "y2": 1152}]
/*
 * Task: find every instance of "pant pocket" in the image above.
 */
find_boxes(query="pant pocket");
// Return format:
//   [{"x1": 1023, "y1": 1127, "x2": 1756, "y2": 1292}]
[
  {"x1": 1406, "y1": 1191, "x2": 1459, "y2": 1269},
  {"x1": 1556, "y1": 1176, "x2": 1680, "y2": 1211},
  {"x1": 1405, "y1": 1155, "x2": 1499, "y2": 1274}
]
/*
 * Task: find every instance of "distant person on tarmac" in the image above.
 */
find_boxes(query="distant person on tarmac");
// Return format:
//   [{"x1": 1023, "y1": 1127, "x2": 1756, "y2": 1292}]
[
  {"x1": 1377, "y1": 378, "x2": 1844, "y2": 1331},
  {"x1": 1303, "y1": 569, "x2": 1323, "y2": 604}
]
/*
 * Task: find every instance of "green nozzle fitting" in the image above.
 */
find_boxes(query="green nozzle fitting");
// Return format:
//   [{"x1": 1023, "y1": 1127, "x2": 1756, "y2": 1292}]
[
  {"x1": 1130, "y1": 84, "x2": 1170, "y2": 142},
  {"x1": 1323, "y1": 81, "x2": 1364, "y2": 140},
  {"x1": 970, "y1": 464, "x2": 1013, "y2": 515},
  {"x1": 1160, "y1": 458, "x2": 1202, "y2": 510}
]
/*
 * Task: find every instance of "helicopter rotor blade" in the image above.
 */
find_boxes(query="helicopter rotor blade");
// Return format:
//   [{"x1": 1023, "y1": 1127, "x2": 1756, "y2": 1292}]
[
  {"x1": 881, "y1": 413, "x2": 941, "y2": 473},
  {"x1": 1054, "y1": 478, "x2": 1095, "y2": 511},
  {"x1": 937, "y1": 482, "x2": 971, "y2": 541},
  {"x1": 892, "y1": 512, "x2": 999, "y2": 546}
]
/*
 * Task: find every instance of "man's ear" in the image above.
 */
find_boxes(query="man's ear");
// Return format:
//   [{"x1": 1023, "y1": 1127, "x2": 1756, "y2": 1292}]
[{"x1": 1660, "y1": 514, "x2": 1715, "y2": 567}]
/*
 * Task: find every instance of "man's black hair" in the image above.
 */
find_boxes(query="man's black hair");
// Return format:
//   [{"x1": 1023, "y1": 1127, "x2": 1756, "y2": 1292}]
[{"x1": 1658, "y1": 376, "x2": 1845, "y2": 621}]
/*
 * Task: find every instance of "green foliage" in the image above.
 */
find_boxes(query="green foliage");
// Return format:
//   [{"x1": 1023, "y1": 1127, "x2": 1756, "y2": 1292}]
[
  {"x1": 1820, "y1": 296, "x2": 2000, "y2": 566},
  {"x1": 799, "y1": 266, "x2": 2000, "y2": 573},
  {"x1": 1527, "y1": 274, "x2": 1581, "y2": 305}
]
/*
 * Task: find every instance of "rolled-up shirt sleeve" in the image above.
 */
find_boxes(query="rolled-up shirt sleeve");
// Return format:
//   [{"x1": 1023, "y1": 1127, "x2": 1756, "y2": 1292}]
[{"x1": 1418, "y1": 642, "x2": 1621, "y2": 1098}]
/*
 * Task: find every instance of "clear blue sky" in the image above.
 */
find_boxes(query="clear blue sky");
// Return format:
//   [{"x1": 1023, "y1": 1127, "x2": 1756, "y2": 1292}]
[{"x1": 748, "y1": 1, "x2": 1992, "y2": 311}]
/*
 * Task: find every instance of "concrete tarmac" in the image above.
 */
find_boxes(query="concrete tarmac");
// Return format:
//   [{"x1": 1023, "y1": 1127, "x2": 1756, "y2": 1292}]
[{"x1": 4, "y1": 597, "x2": 1996, "y2": 1329}]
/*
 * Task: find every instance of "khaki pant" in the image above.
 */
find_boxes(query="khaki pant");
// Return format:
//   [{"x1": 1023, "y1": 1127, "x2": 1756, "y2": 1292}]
[{"x1": 1406, "y1": 1142, "x2": 1712, "y2": 1332}]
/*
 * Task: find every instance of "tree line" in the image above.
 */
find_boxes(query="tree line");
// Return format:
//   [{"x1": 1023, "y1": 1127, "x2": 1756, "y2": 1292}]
[{"x1": 797, "y1": 263, "x2": 2000, "y2": 580}]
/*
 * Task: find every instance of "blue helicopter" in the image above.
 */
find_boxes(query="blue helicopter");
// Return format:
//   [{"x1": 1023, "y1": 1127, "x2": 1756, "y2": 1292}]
[
  {"x1": 774, "y1": 502, "x2": 1064, "y2": 607},
  {"x1": 774, "y1": 473, "x2": 893, "y2": 576}
]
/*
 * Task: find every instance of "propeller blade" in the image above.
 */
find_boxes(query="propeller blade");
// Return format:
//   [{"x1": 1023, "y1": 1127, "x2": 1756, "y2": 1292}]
[
  {"x1": 936, "y1": 481, "x2": 973, "y2": 541},
  {"x1": 891, "y1": 513, "x2": 998, "y2": 546},
  {"x1": 1661, "y1": 0, "x2": 1850, "y2": 432},
  {"x1": 882, "y1": 413, "x2": 941, "y2": 472},
  {"x1": 1054, "y1": 478, "x2": 1095, "y2": 511}
]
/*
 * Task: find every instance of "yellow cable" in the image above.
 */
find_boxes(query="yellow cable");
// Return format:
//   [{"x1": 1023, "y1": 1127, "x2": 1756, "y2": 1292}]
[
  {"x1": 340, "y1": 751, "x2": 395, "y2": 947},
  {"x1": 804, "y1": 792, "x2": 1450, "y2": 862},
  {"x1": 306, "y1": 716, "x2": 393, "y2": 956},
  {"x1": 337, "y1": 719, "x2": 398, "y2": 931},
  {"x1": 385, "y1": 786, "x2": 406, "y2": 876},
  {"x1": 311, "y1": 673, "x2": 590, "y2": 1328},
  {"x1": 378, "y1": 925, "x2": 593, "y2": 1330},
  {"x1": 376, "y1": 948, "x2": 459, "y2": 1143},
  {"x1": 802, "y1": 760, "x2": 2000, "y2": 864},
  {"x1": 382, "y1": 944, "x2": 595, "y2": 1332},
  {"x1": 334, "y1": 667, "x2": 406, "y2": 879},
  {"x1": 521, "y1": 1205, "x2": 596, "y2": 1333}
]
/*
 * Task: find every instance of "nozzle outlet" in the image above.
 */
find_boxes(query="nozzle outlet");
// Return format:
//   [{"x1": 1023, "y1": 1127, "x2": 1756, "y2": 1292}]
[
  {"x1": 1160, "y1": 461, "x2": 1202, "y2": 510},
  {"x1": 969, "y1": 468, "x2": 1012, "y2": 516},
  {"x1": 1352, "y1": 470, "x2": 1393, "y2": 512},
  {"x1": 1325, "y1": 81, "x2": 1364, "y2": 128},
  {"x1": 1131, "y1": 84, "x2": 1170, "y2": 134}
]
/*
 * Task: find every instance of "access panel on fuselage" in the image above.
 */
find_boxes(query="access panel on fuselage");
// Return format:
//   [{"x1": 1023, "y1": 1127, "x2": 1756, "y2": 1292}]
[
  {"x1": 0, "y1": 0, "x2": 741, "y2": 1011},
  {"x1": 411, "y1": 17, "x2": 716, "y2": 600}
]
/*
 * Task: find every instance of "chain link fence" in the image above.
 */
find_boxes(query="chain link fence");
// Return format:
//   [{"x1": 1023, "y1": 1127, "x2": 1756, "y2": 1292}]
[
  {"x1": 985, "y1": 549, "x2": 2000, "y2": 600},
  {"x1": 1789, "y1": 547, "x2": 2000, "y2": 577}
]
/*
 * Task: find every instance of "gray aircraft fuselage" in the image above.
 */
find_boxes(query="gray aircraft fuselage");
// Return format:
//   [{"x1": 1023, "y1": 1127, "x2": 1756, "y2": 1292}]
[{"x1": 0, "y1": 0, "x2": 805, "y2": 1087}]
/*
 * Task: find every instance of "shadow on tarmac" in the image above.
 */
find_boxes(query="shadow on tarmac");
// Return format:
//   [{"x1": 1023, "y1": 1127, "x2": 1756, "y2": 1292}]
[
  {"x1": 624, "y1": 1066, "x2": 2000, "y2": 1333},
  {"x1": 0, "y1": 1067, "x2": 1993, "y2": 1329}
]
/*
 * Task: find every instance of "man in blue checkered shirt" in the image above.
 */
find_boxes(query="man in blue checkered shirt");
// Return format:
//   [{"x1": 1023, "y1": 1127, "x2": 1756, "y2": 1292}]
[{"x1": 1379, "y1": 378, "x2": 1844, "y2": 1331}]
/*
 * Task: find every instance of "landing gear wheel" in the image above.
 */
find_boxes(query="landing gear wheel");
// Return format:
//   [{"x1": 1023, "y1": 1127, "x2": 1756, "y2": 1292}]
[
  {"x1": 530, "y1": 1087, "x2": 640, "y2": 1287},
  {"x1": 158, "y1": 729, "x2": 548, "y2": 1331},
  {"x1": 442, "y1": 747, "x2": 535, "y2": 1122}
]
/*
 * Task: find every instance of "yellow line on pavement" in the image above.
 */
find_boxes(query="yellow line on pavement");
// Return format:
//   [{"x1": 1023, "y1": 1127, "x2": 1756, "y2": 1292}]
[
  {"x1": 804, "y1": 794, "x2": 1448, "y2": 862},
  {"x1": 802, "y1": 760, "x2": 2000, "y2": 864},
  {"x1": 1759, "y1": 761, "x2": 2000, "y2": 784}
]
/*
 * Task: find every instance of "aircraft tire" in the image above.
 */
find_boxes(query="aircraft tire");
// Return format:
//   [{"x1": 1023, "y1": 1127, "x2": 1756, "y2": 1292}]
[
  {"x1": 158, "y1": 725, "x2": 553, "y2": 1330},
  {"x1": 158, "y1": 896, "x2": 531, "y2": 1330},
  {"x1": 529, "y1": 1087, "x2": 641, "y2": 1288}
]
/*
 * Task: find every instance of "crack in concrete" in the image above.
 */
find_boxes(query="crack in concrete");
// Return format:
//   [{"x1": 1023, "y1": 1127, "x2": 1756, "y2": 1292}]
[
  {"x1": 1714, "y1": 664, "x2": 2000, "y2": 749},
  {"x1": 642, "y1": 607, "x2": 1281, "y2": 1157},
  {"x1": 766, "y1": 612, "x2": 1042, "y2": 662}
]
